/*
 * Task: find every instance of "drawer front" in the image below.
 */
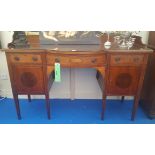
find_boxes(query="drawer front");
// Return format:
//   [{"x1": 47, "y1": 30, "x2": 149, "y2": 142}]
[
  {"x1": 47, "y1": 55, "x2": 70, "y2": 67},
  {"x1": 70, "y1": 55, "x2": 105, "y2": 67},
  {"x1": 47, "y1": 54, "x2": 106, "y2": 67},
  {"x1": 8, "y1": 54, "x2": 42, "y2": 64},
  {"x1": 110, "y1": 54, "x2": 144, "y2": 66}
]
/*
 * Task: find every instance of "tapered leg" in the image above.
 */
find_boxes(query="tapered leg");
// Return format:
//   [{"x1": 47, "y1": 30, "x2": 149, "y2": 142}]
[
  {"x1": 131, "y1": 96, "x2": 139, "y2": 121},
  {"x1": 121, "y1": 96, "x2": 125, "y2": 103},
  {"x1": 45, "y1": 93, "x2": 51, "y2": 119},
  {"x1": 95, "y1": 67, "x2": 106, "y2": 120},
  {"x1": 13, "y1": 93, "x2": 21, "y2": 120},
  {"x1": 101, "y1": 95, "x2": 106, "y2": 120},
  {"x1": 28, "y1": 94, "x2": 31, "y2": 102}
]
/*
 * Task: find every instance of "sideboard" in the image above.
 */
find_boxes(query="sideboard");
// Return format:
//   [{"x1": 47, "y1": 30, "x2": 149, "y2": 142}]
[{"x1": 3, "y1": 40, "x2": 153, "y2": 120}]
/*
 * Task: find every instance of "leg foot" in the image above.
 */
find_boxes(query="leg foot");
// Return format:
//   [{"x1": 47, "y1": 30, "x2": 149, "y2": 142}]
[
  {"x1": 13, "y1": 93, "x2": 22, "y2": 120},
  {"x1": 131, "y1": 96, "x2": 139, "y2": 121},
  {"x1": 45, "y1": 94, "x2": 51, "y2": 119},
  {"x1": 121, "y1": 96, "x2": 125, "y2": 103},
  {"x1": 28, "y1": 94, "x2": 31, "y2": 102},
  {"x1": 101, "y1": 98, "x2": 106, "y2": 120}
]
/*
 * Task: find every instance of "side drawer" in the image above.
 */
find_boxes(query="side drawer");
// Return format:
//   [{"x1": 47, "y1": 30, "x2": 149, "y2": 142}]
[
  {"x1": 8, "y1": 53, "x2": 42, "y2": 64},
  {"x1": 110, "y1": 54, "x2": 144, "y2": 66}
]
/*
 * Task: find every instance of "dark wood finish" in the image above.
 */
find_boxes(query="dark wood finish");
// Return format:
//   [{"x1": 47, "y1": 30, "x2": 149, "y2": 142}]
[
  {"x1": 131, "y1": 54, "x2": 148, "y2": 120},
  {"x1": 47, "y1": 53, "x2": 106, "y2": 67},
  {"x1": 110, "y1": 54, "x2": 144, "y2": 66},
  {"x1": 107, "y1": 66, "x2": 141, "y2": 95},
  {"x1": 12, "y1": 65, "x2": 44, "y2": 93},
  {"x1": 8, "y1": 53, "x2": 42, "y2": 64},
  {"x1": 140, "y1": 53, "x2": 155, "y2": 118},
  {"x1": 97, "y1": 52, "x2": 149, "y2": 120},
  {"x1": 5, "y1": 50, "x2": 52, "y2": 119},
  {"x1": 28, "y1": 94, "x2": 31, "y2": 102},
  {"x1": 148, "y1": 31, "x2": 155, "y2": 49},
  {"x1": 140, "y1": 31, "x2": 155, "y2": 118},
  {"x1": 13, "y1": 92, "x2": 21, "y2": 120},
  {"x1": 42, "y1": 52, "x2": 52, "y2": 120},
  {"x1": 5, "y1": 52, "x2": 22, "y2": 120},
  {"x1": 121, "y1": 96, "x2": 125, "y2": 102},
  {"x1": 4, "y1": 36, "x2": 152, "y2": 120}
]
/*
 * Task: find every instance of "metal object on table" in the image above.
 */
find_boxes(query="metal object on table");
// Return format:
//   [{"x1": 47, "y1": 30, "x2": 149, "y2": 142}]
[{"x1": 8, "y1": 31, "x2": 30, "y2": 49}]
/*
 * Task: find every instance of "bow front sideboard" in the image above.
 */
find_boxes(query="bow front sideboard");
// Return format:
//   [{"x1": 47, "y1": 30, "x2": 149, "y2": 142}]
[{"x1": 3, "y1": 42, "x2": 153, "y2": 120}]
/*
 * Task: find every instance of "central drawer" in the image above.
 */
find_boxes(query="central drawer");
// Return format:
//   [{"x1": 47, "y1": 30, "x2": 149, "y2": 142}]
[
  {"x1": 70, "y1": 55, "x2": 105, "y2": 67},
  {"x1": 47, "y1": 54, "x2": 106, "y2": 67},
  {"x1": 47, "y1": 55, "x2": 70, "y2": 67}
]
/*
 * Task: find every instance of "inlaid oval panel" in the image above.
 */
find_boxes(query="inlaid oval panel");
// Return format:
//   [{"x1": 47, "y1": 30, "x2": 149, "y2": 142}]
[
  {"x1": 115, "y1": 73, "x2": 132, "y2": 89},
  {"x1": 20, "y1": 72, "x2": 37, "y2": 87}
]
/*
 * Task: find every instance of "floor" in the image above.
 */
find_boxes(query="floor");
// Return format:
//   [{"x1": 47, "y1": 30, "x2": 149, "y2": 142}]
[{"x1": 0, "y1": 98, "x2": 154, "y2": 124}]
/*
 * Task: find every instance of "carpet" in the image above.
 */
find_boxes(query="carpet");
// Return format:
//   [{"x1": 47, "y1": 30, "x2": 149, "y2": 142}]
[{"x1": 0, "y1": 98, "x2": 154, "y2": 124}]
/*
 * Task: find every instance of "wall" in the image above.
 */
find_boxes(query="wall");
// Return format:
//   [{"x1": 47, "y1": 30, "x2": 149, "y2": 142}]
[
  {"x1": 139, "y1": 31, "x2": 149, "y2": 44},
  {"x1": 0, "y1": 31, "x2": 149, "y2": 99}
]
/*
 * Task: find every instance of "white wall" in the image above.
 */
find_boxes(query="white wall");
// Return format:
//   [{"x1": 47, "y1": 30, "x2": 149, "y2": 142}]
[
  {"x1": 0, "y1": 52, "x2": 12, "y2": 97},
  {"x1": 0, "y1": 31, "x2": 149, "y2": 99},
  {"x1": 0, "y1": 31, "x2": 13, "y2": 48},
  {"x1": 139, "y1": 31, "x2": 149, "y2": 44}
]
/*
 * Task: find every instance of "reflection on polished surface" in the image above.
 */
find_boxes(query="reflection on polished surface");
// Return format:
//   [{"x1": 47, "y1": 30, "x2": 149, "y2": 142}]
[
  {"x1": 5, "y1": 31, "x2": 151, "y2": 53},
  {"x1": 40, "y1": 31, "x2": 102, "y2": 45},
  {"x1": 5, "y1": 43, "x2": 152, "y2": 53}
]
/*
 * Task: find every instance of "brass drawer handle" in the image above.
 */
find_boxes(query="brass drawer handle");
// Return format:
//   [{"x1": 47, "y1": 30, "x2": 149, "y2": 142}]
[
  {"x1": 55, "y1": 58, "x2": 60, "y2": 62},
  {"x1": 14, "y1": 56, "x2": 20, "y2": 61},
  {"x1": 32, "y1": 56, "x2": 38, "y2": 61},
  {"x1": 115, "y1": 57, "x2": 121, "y2": 62},
  {"x1": 91, "y1": 58, "x2": 97, "y2": 63}
]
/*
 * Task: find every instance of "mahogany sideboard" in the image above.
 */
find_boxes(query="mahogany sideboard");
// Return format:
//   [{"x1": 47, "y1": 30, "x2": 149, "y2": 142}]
[{"x1": 3, "y1": 43, "x2": 153, "y2": 120}]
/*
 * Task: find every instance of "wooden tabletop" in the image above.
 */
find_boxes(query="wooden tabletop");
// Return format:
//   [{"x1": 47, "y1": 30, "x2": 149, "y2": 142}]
[{"x1": 2, "y1": 43, "x2": 152, "y2": 54}]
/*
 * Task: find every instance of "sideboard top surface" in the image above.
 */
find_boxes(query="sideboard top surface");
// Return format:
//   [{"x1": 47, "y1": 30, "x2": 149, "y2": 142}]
[{"x1": 2, "y1": 43, "x2": 153, "y2": 54}]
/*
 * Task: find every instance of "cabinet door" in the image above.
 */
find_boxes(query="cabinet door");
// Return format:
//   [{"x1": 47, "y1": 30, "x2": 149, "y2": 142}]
[
  {"x1": 107, "y1": 66, "x2": 141, "y2": 95},
  {"x1": 12, "y1": 65, "x2": 44, "y2": 93}
]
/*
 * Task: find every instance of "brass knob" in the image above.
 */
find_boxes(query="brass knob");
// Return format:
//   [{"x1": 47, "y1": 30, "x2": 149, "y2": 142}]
[
  {"x1": 14, "y1": 56, "x2": 20, "y2": 61},
  {"x1": 91, "y1": 58, "x2": 97, "y2": 63},
  {"x1": 115, "y1": 57, "x2": 121, "y2": 62},
  {"x1": 32, "y1": 56, "x2": 38, "y2": 61},
  {"x1": 55, "y1": 58, "x2": 60, "y2": 62}
]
